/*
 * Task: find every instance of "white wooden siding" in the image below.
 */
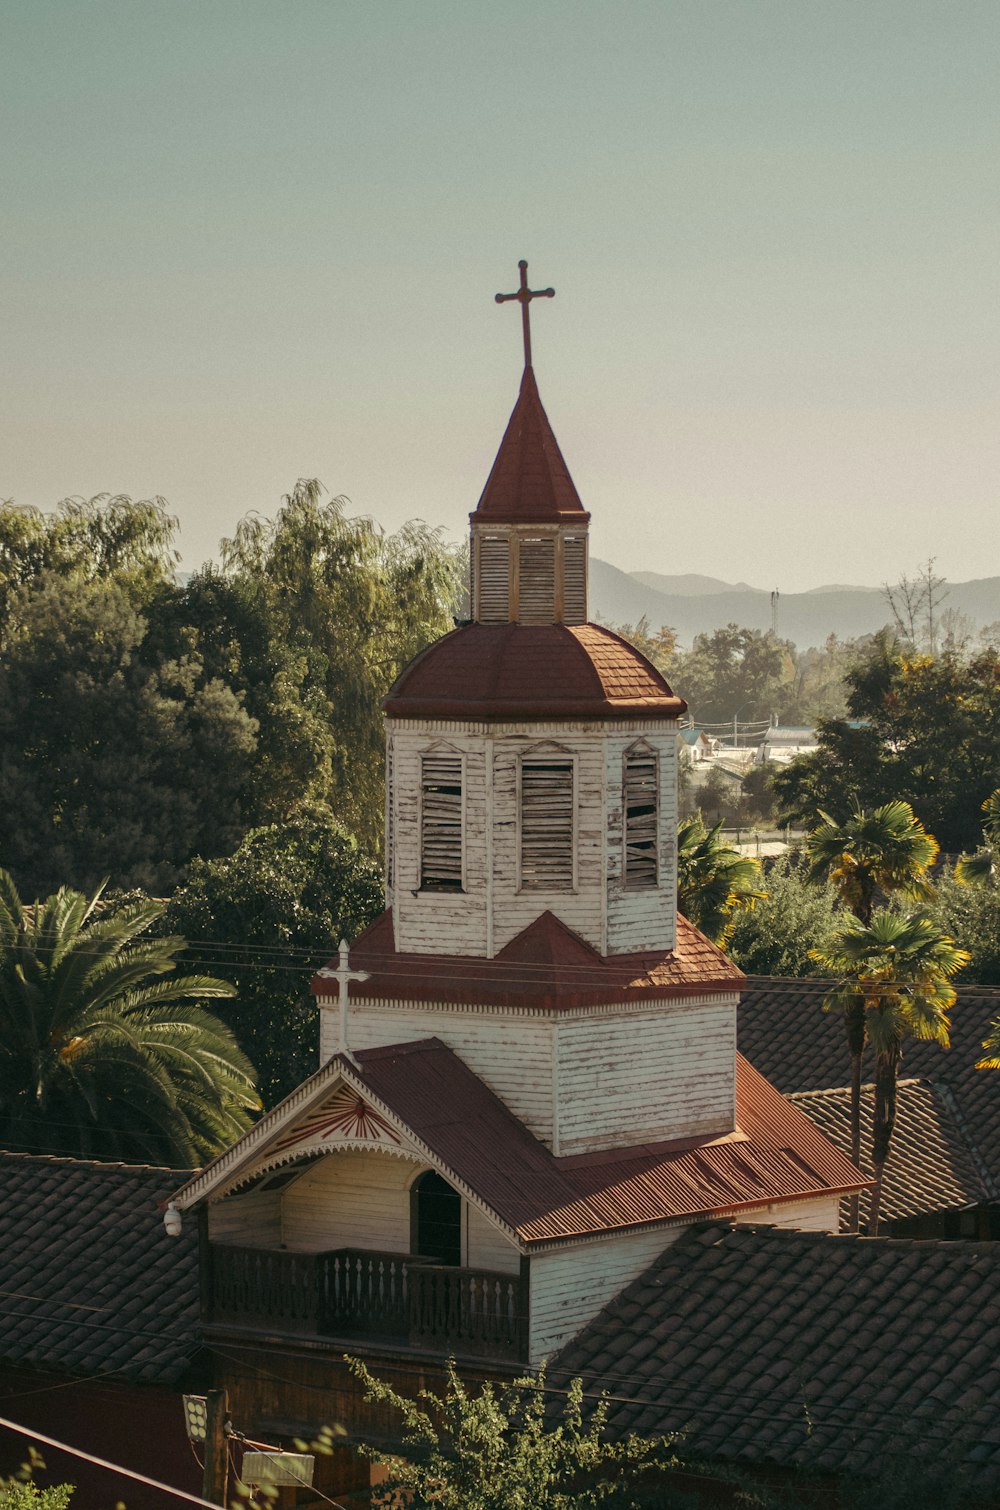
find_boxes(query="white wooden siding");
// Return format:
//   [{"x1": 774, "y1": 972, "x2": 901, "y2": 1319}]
[
  {"x1": 529, "y1": 1226, "x2": 686, "y2": 1361},
  {"x1": 280, "y1": 1150, "x2": 418, "y2": 1253},
  {"x1": 605, "y1": 729, "x2": 678, "y2": 955},
  {"x1": 345, "y1": 1006, "x2": 557, "y2": 1148},
  {"x1": 388, "y1": 718, "x2": 678, "y2": 961},
  {"x1": 555, "y1": 1002, "x2": 737, "y2": 1153},
  {"x1": 466, "y1": 1202, "x2": 522, "y2": 1274},
  {"x1": 208, "y1": 1183, "x2": 283, "y2": 1247},
  {"x1": 735, "y1": 1195, "x2": 840, "y2": 1233}
]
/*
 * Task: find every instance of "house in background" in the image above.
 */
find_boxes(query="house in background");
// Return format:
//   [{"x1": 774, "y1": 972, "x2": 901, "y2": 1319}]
[{"x1": 164, "y1": 306, "x2": 864, "y2": 1499}]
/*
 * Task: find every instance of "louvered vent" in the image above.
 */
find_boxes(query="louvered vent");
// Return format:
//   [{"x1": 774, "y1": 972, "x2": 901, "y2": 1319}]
[
  {"x1": 624, "y1": 748, "x2": 658, "y2": 888},
  {"x1": 562, "y1": 535, "x2": 587, "y2": 623},
  {"x1": 420, "y1": 755, "x2": 463, "y2": 891},
  {"x1": 477, "y1": 535, "x2": 510, "y2": 623},
  {"x1": 518, "y1": 537, "x2": 556, "y2": 624},
  {"x1": 520, "y1": 758, "x2": 574, "y2": 890}
]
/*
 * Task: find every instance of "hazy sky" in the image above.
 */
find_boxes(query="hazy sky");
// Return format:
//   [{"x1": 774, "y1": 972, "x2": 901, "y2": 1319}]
[{"x1": 3, "y1": 1, "x2": 998, "y2": 592}]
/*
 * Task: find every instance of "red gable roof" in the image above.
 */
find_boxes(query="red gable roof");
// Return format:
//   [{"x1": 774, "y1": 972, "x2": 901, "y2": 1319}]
[
  {"x1": 349, "y1": 1039, "x2": 866, "y2": 1243},
  {"x1": 313, "y1": 908, "x2": 743, "y2": 1011},
  {"x1": 383, "y1": 622, "x2": 686, "y2": 721},
  {"x1": 473, "y1": 366, "x2": 589, "y2": 525}
]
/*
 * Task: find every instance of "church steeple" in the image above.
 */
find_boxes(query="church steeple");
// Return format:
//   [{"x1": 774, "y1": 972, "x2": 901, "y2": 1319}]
[{"x1": 471, "y1": 262, "x2": 590, "y2": 626}]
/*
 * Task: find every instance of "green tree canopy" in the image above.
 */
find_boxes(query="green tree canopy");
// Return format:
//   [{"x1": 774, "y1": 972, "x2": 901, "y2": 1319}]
[
  {"x1": 676, "y1": 816, "x2": 765, "y2": 946},
  {"x1": 348, "y1": 1358, "x2": 680, "y2": 1510},
  {"x1": 160, "y1": 810, "x2": 384, "y2": 1105},
  {"x1": 773, "y1": 636, "x2": 1000, "y2": 851},
  {"x1": 727, "y1": 854, "x2": 840, "y2": 978},
  {"x1": 811, "y1": 910, "x2": 968, "y2": 1234},
  {"x1": 0, "y1": 869, "x2": 258, "y2": 1164}
]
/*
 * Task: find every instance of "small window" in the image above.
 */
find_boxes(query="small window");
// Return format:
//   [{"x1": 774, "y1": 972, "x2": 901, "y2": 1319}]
[
  {"x1": 420, "y1": 754, "x2": 463, "y2": 891},
  {"x1": 477, "y1": 534, "x2": 510, "y2": 622},
  {"x1": 624, "y1": 746, "x2": 658, "y2": 888},
  {"x1": 562, "y1": 535, "x2": 587, "y2": 623},
  {"x1": 518, "y1": 537, "x2": 556, "y2": 624},
  {"x1": 411, "y1": 1171, "x2": 462, "y2": 1266},
  {"x1": 520, "y1": 757, "x2": 574, "y2": 890}
]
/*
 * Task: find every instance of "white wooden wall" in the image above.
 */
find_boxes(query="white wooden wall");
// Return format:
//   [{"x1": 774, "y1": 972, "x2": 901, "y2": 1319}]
[
  {"x1": 207, "y1": 1183, "x2": 283, "y2": 1246},
  {"x1": 210, "y1": 1149, "x2": 522, "y2": 1272},
  {"x1": 734, "y1": 1195, "x2": 841, "y2": 1233},
  {"x1": 528, "y1": 1226, "x2": 686, "y2": 1362},
  {"x1": 386, "y1": 716, "x2": 679, "y2": 961},
  {"x1": 342, "y1": 1005, "x2": 557, "y2": 1145},
  {"x1": 554, "y1": 999, "x2": 738, "y2": 1153}
]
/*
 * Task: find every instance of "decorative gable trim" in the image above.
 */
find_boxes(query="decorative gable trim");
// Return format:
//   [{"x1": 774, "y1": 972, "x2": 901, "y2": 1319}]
[{"x1": 169, "y1": 1056, "x2": 525, "y2": 1250}]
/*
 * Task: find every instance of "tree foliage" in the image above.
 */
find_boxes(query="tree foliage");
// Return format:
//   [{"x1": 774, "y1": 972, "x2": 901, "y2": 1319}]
[
  {"x1": 0, "y1": 868, "x2": 258, "y2": 1163},
  {"x1": 348, "y1": 1358, "x2": 680, "y2": 1510},
  {"x1": 727, "y1": 855, "x2": 840, "y2": 978},
  {"x1": 811, "y1": 910, "x2": 968, "y2": 1234},
  {"x1": 773, "y1": 636, "x2": 1000, "y2": 851},
  {"x1": 160, "y1": 810, "x2": 383, "y2": 1105},
  {"x1": 676, "y1": 817, "x2": 765, "y2": 946}
]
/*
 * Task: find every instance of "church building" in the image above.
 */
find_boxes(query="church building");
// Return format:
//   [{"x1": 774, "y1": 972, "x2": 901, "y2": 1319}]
[{"x1": 167, "y1": 263, "x2": 864, "y2": 1493}]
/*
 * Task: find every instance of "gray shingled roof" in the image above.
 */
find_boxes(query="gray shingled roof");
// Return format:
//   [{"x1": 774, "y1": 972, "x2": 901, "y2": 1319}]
[
  {"x1": 739, "y1": 978, "x2": 1000, "y2": 1178},
  {"x1": 0, "y1": 1151, "x2": 201, "y2": 1384},
  {"x1": 552, "y1": 1219, "x2": 1000, "y2": 1488},
  {"x1": 789, "y1": 1078, "x2": 995, "y2": 1226}
]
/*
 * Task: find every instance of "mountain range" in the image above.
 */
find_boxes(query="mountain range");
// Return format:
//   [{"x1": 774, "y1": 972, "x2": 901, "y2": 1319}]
[{"x1": 590, "y1": 562, "x2": 1000, "y2": 649}]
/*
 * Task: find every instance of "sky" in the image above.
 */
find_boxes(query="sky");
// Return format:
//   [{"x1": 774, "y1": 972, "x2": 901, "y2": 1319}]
[{"x1": 3, "y1": 1, "x2": 998, "y2": 593}]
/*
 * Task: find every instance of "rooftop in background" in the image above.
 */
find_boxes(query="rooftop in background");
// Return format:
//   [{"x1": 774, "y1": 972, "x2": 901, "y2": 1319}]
[
  {"x1": 0, "y1": 1151, "x2": 199, "y2": 1385},
  {"x1": 552, "y1": 1219, "x2": 1000, "y2": 1488}
]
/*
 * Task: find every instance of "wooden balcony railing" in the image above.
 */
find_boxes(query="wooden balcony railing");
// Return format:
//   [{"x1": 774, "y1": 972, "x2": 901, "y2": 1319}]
[{"x1": 207, "y1": 1243, "x2": 526, "y2": 1362}]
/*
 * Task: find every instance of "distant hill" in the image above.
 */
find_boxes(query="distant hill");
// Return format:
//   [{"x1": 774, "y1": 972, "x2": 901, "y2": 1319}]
[
  {"x1": 630, "y1": 571, "x2": 763, "y2": 597},
  {"x1": 589, "y1": 559, "x2": 1000, "y2": 649}
]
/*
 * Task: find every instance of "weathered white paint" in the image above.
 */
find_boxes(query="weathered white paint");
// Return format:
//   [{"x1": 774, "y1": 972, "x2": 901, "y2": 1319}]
[
  {"x1": 339, "y1": 1005, "x2": 558, "y2": 1147},
  {"x1": 386, "y1": 717, "x2": 679, "y2": 961},
  {"x1": 528, "y1": 1226, "x2": 687, "y2": 1362},
  {"x1": 466, "y1": 1200, "x2": 522, "y2": 1275},
  {"x1": 734, "y1": 1195, "x2": 841, "y2": 1233},
  {"x1": 554, "y1": 1000, "x2": 738, "y2": 1153},
  {"x1": 207, "y1": 1182, "x2": 283, "y2": 1247}
]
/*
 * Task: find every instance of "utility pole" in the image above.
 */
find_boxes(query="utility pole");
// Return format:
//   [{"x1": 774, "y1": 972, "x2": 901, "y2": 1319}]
[
  {"x1": 770, "y1": 589, "x2": 779, "y2": 638},
  {"x1": 203, "y1": 1389, "x2": 229, "y2": 1507}
]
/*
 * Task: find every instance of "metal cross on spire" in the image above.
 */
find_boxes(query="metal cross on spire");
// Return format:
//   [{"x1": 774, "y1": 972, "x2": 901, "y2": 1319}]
[{"x1": 495, "y1": 259, "x2": 554, "y2": 370}]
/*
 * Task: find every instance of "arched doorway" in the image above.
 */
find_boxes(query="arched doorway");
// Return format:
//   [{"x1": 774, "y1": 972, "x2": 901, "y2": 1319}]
[{"x1": 410, "y1": 1170, "x2": 462, "y2": 1266}]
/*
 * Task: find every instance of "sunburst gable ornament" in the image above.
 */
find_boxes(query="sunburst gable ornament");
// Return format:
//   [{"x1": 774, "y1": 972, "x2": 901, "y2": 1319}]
[{"x1": 270, "y1": 1085, "x2": 403, "y2": 1156}]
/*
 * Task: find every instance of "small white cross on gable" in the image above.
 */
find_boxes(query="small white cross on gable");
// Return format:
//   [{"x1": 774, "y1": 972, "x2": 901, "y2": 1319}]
[{"x1": 317, "y1": 939, "x2": 370, "y2": 1065}]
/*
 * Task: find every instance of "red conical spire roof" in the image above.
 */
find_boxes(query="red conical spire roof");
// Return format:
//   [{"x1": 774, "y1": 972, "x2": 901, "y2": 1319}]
[{"x1": 473, "y1": 367, "x2": 589, "y2": 525}]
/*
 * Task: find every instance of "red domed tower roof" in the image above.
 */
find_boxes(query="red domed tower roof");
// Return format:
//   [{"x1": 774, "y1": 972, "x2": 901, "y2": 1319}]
[{"x1": 384, "y1": 622, "x2": 687, "y2": 722}]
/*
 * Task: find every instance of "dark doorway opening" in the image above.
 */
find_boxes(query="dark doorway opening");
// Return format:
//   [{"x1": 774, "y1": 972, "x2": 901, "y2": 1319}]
[{"x1": 411, "y1": 1170, "x2": 462, "y2": 1266}]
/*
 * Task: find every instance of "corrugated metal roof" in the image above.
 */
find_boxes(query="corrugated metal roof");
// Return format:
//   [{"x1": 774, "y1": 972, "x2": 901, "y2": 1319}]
[
  {"x1": 314, "y1": 908, "x2": 744, "y2": 1011},
  {"x1": 382, "y1": 623, "x2": 686, "y2": 721},
  {"x1": 352, "y1": 1040, "x2": 865, "y2": 1244},
  {"x1": 473, "y1": 365, "x2": 588, "y2": 524}
]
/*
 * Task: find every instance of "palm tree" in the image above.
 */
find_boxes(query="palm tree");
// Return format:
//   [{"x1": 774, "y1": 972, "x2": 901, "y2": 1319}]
[
  {"x1": 0, "y1": 868, "x2": 260, "y2": 1165},
  {"x1": 805, "y1": 800, "x2": 939, "y2": 1230},
  {"x1": 812, "y1": 910, "x2": 968, "y2": 1235},
  {"x1": 676, "y1": 815, "x2": 765, "y2": 947},
  {"x1": 955, "y1": 787, "x2": 1000, "y2": 885}
]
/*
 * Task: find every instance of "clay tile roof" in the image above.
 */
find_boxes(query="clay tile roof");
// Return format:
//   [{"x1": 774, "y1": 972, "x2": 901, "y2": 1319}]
[
  {"x1": 473, "y1": 366, "x2": 588, "y2": 524},
  {"x1": 738, "y1": 978, "x2": 1000, "y2": 1180},
  {"x1": 0, "y1": 1151, "x2": 200, "y2": 1384},
  {"x1": 383, "y1": 623, "x2": 686, "y2": 721},
  {"x1": 790, "y1": 1079, "x2": 994, "y2": 1226},
  {"x1": 552, "y1": 1220, "x2": 1000, "y2": 1488},
  {"x1": 317, "y1": 907, "x2": 743, "y2": 1011},
  {"x1": 347, "y1": 1042, "x2": 864, "y2": 1244}
]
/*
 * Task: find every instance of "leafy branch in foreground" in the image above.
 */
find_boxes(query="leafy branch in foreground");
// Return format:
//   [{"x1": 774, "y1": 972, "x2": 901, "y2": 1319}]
[{"x1": 348, "y1": 1357, "x2": 680, "y2": 1509}]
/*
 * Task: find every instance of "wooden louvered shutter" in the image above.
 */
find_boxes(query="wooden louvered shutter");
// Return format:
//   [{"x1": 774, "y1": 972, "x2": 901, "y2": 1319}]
[
  {"x1": 518, "y1": 537, "x2": 556, "y2": 624},
  {"x1": 624, "y1": 748, "x2": 658, "y2": 888},
  {"x1": 562, "y1": 535, "x2": 587, "y2": 623},
  {"x1": 520, "y1": 759, "x2": 574, "y2": 889},
  {"x1": 421, "y1": 755, "x2": 463, "y2": 891},
  {"x1": 477, "y1": 535, "x2": 510, "y2": 622}
]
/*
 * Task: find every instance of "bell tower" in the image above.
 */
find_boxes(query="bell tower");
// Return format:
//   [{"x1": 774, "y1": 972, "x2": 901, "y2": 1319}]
[{"x1": 470, "y1": 261, "x2": 590, "y2": 626}]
